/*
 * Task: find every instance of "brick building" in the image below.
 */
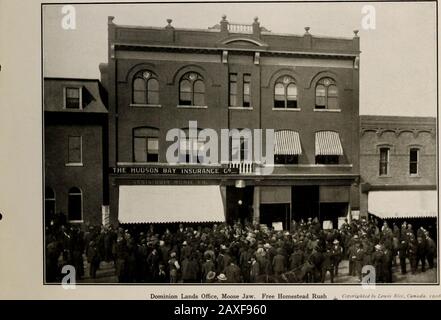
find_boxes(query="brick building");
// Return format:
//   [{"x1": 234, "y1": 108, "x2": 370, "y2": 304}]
[
  {"x1": 99, "y1": 15, "x2": 361, "y2": 229},
  {"x1": 359, "y1": 115, "x2": 437, "y2": 227},
  {"x1": 44, "y1": 78, "x2": 108, "y2": 225}
]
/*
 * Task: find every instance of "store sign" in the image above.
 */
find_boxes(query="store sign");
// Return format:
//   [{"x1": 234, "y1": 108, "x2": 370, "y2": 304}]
[{"x1": 110, "y1": 166, "x2": 239, "y2": 175}]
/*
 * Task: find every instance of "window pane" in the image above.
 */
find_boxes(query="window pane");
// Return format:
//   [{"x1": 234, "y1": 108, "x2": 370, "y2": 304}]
[
  {"x1": 133, "y1": 78, "x2": 145, "y2": 91},
  {"x1": 380, "y1": 148, "x2": 389, "y2": 162},
  {"x1": 286, "y1": 155, "x2": 298, "y2": 164},
  {"x1": 229, "y1": 74, "x2": 237, "y2": 82},
  {"x1": 287, "y1": 84, "x2": 297, "y2": 97},
  {"x1": 193, "y1": 80, "x2": 205, "y2": 94},
  {"x1": 243, "y1": 83, "x2": 250, "y2": 95},
  {"x1": 66, "y1": 88, "x2": 80, "y2": 98},
  {"x1": 229, "y1": 95, "x2": 237, "y2": 107},
  {"x1": 147, "y1": 138, "x2": 159, "y2": 153},
  {"x1": 274, "y1": 98, "x2": 285, "y2": 108},
  {"x1": 147, "y1": 153, "x2": 159, "y2": 163},
  {"x1": 328, "y1": 97, "x2": 338, "y2": 109},
  {"x1": 286, "y1": 100, "x2": 297, "y2": 109},
  {"x1": 194, "y1": 93, "x2": 205, "y2": 106},
  {"x1": 316, "y1": 85, "x2": 326, "y2": 97},
  {"x1": 274, "y1": 83, "x2": 284, "y2": 95},
  {"x1": 147, "y1": 79, "x2": 159, "y2": 91},
  {"x1": 410, "y1": 149, "x2": 418, "y2": 162},
  {"x1": 315, "y1": 96, "x2": 326, "y2": 108},
  {"x1": 68, "y1": 137, "x2": 81, "y2": 163},
  {"x1": 328, "y1": 85, "x2": 338, "y2": 97},
  {"x1": 229, "y1": 82, "x2": 237, "y2": 95},
  {"x1": 134, "y1": 137, "x2": 146, "y2": 162},
  {"x1": 147, "y1": 91, "x2": 159, "y2": 105},
  {"x1": 410, "y1": 162, "x2": 418, "y2": 175},
  {"x1": 179, "y1": 92, "x2": 192, "y2": 105},
  {"x1": 180, "y1": 80, "x2": 191, "y2": 92},
  {"x1": 68, "y1": 194, "x2": 82, "y2": 221},
  {"x1": 243, "y1": 74, "x2": 251, "y2": 82},
  {"x1": 133, "y1": 91, "x2": 146, "y2": 104}
]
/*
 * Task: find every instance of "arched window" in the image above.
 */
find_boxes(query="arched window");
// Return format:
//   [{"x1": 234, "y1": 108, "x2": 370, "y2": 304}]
[
  {"x1": 274, "y1": 76, "x2": 297, "y2": 109},
  {"x1": 133, "y1": 127, "x2": 159, "y2": 163},
  {"x1": 315, "y1": 77, "x2": 338, "y2": 109},
  {"x1": 179, "y1": 72, "x2": 205, "y2": 106},
  {"x1": 178, "y1": 128, "x2": 205, "y2": 164},
  {"x1": 68, "y1": 187, "x2": 82, "y2": 221},
  {"x1": 45, "y1": 187, "x2": 56, "y2": 218},
  {"x1": 132, "y1": 70, "x2": 159, "y2": 105}
]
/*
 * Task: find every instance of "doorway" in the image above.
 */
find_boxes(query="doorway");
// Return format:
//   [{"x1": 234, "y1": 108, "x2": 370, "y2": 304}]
[
  {"x1": 291, "y1": 186, "x2": 320, "y2": 222},
  {"x1": 260, "y1": 203, "x2": 291, "y2": 230},
  {"x1": 226, "y1": 186, "x2": 254, "y2": 225}
]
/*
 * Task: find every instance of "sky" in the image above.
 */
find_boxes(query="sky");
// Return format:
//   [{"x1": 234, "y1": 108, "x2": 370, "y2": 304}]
[{"x1": 42, "y1": 1, "x2": 437, "y2": 116}]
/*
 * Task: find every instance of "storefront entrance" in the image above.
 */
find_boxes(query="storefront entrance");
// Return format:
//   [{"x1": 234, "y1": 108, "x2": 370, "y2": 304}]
[
  {"x1": 291, "y1": 186, "x2": 320, "y2": 222},
  {"x1": 260, "y1": 203, "x2": 291, "y2": 230},
  {"x1": 226, "y1": 186, "x2": 254, "y2": 225}
]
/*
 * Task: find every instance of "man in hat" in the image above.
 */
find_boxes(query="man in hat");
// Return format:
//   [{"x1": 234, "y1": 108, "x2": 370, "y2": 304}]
[
  {"x1": 398, "y1": 240, "x2": 408, "y2": 274},
  {"x1": 372, "y1": 244, "x2": 384, "y2": 283},
  {"x1": 201, "y1": 254, "x2": 215, "y2": 282},
  {"x1": 330, "y1": 239, "x2": 343, "y2": 277},
  {"x1": 216, "y1": 273, "x2": 228, "y2": 283},
  {"x1": 225, "y1": 260, "x2": 242, "y2": 283},
  {"x1": 272, "y1": 248, "x2": 286, "y2": 276},
  {"x1": 249, "y1": 256, "x2": 260, "y2": 283},
  {"x1": 205, "y1": 271, "x2": 216, "y2": 283},
  {"x1": 168, "y1": 252, "x2": 180, "y2": 283}
]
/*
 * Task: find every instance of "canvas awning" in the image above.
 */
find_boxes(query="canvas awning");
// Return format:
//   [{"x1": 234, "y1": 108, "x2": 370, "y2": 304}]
[
  {"x1": 274, "y1": 130, "x2": 302, "y2": 155},
  {"x1": 368, "y1": 190, "x2": 437, "y2": 219},
  {"x1": 315, "y1": 131, "x2": 343, "y2": 156},
  {"x1": 118, "y1": 185, "x2": 226, "y2": 223}
]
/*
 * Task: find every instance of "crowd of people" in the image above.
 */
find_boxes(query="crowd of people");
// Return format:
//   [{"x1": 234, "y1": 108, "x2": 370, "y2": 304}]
[{"x1": 45, "y1": 215, "x2": 436, "y2": 284}]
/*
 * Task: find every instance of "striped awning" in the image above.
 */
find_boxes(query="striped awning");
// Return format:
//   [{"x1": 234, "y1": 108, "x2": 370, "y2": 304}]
[
  {"x1": 274, "y1": 130, "x2": 302, "y2": 155},
  {"x1": 315, "y1": 131, "x2": 343, "y2": 156}
]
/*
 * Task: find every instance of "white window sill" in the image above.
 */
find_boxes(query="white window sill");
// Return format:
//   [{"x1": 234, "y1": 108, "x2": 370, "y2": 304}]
[
  {"x1": 314, "y1": 108, "x2": 341, "y2": 112},
  {"x1": 229, "y1": 106, "x2": 253, "y2": 110},
  {"x1": 65, "y1": 163, "x2": 83, "y2": 167},
  {"x1": 68, "y1": 220, "x2": 84, "y2": 223},
  {"x1": 130, "y1": 103, "x2": 162, "y2": 108},
  {"x1": 409, "y1": 174, "x2": 421, "y2": 178},
  {"x1": 177, "y1": 105, "x2": 208, "y2": 109},
  {"x1": 378, "y1": 175, "x2": 391, "y2": 178},
  {"x1": 272, "y1": 108, "x2": 301, "y2": 112}
]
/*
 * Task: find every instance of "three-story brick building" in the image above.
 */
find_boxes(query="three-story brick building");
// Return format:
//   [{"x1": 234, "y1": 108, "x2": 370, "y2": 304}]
[{"x1": 99, "y1": 15, "x2": 361, "y2": 229}]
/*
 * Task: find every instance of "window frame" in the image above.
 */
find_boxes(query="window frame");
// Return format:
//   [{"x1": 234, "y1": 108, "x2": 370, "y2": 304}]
[
  {"x1": 131, "y1": 71, "x2": 160, "y2": 107},
  {"x1": 314, "y1": 78, "x2": 339, "y2": 111},
  {"x1": 229, "y1": 73, "x2": 238, "y2": 107},
  {"x1": 242, "y1": 73, "x2": 251, "y2": 108},
  {"x1": 178, "y1": 72, "x2": 206, "y2": 107},
  {"x1": 67, "y1": 187, "x2": 83, "y2": 223},
  {"x1": 132, "y1": 127, "x2": 159, "y2": 163},
  {"x1": 63, "y1": 86, "x2": 82, "y2": 110},
  {"x1": 315, "y1": 155, "x2": 339, "y2": 165},
  {"x1": 409, "y1": 147, "x2": 420, "y2": 176},
  {"x1": 379, "y1": 147, "x2": 390, "y2": 177},
  {"x1": 273, "y1": 76, "x2": 298, "y2": 109},
  {"x1": 66, "y1": 136, "x2": 83, "y2": 166}
]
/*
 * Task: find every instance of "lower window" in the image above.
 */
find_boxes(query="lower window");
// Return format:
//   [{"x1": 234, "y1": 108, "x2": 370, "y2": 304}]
[
  {"x1": 274, "y1": 155, "x2": 299, "y2": 164},
  {"x1": 316, "y1": 155, "x2": 339, "y2": 164}
]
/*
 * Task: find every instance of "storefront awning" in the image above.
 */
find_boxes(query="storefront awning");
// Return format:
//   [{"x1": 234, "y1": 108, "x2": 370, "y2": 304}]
[
  {"x1": 368, "y1": 190, "x2": 437, "y2": 219},
  {"x1": 118, "y1": 185, "x2": 226, "y2": 223},
  {"x1": 315, "y1": 131, "x2": 343, "y2": 156},
  {"x1": 274, "y1": 130, "x2": 302, "y2": 155}
]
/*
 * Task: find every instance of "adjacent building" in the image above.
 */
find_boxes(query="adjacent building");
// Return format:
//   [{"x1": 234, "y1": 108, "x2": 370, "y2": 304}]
[
  {"x1": 359, "y1": 115, "x2": 437, "y2": 231},
  {"x1": 44, "y1": 78, "x2": 108, "y2": 226},
  {"x1": 99, "y1": 16, "x2": 361, "y2": 229}
]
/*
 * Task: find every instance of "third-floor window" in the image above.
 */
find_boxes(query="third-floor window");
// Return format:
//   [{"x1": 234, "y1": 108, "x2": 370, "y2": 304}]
[
  {"x1": 132, "y1": 71, "x2": 159, "y2": 105},
  {"x1": 274, "y1": 76, "x2": 297, "y2": 109}
]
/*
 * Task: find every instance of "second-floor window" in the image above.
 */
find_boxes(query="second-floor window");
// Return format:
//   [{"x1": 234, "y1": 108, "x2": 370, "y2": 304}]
[
  {"x1": 132, "y1": 71, "x2": 159, "y2": 105},
  {"x1": 315, "y1": 77, "x2": 338, "y2": 109},
  {"x1": 179, "y1": 72, "x2": 205, "y2": 106},
  {"x1": 133, "y1": 127, "x2": 159, "y2": 162},
  {"x1": 409, "y1": 148, "x2": 419, "y2": 175},
  {"x1": 243, "y1": 74, "x2": 251, "y2": 107},
  {"x1": 67, "y1": 136, "x2": 82, "y2": 164},
  {"x1": 229, "y1": 73, "x2": 237, "y2": 107},
  {"x1": 274, "y1": 76, "x2": 297, "y2": 109},
  {"x1": 275, "y1": 155, "x2": 298, "y2": 164},
  {"x1": 379, "y1": 147, "x2": 390, "y2": 176}
]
